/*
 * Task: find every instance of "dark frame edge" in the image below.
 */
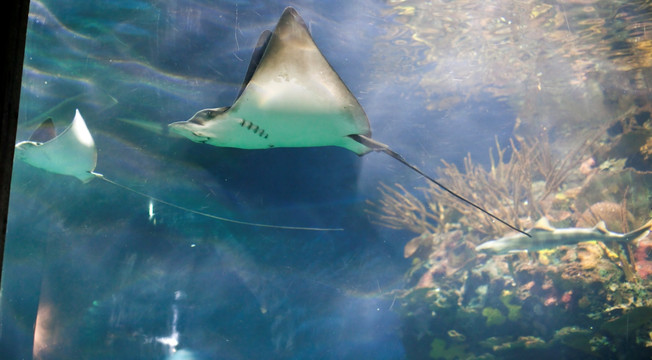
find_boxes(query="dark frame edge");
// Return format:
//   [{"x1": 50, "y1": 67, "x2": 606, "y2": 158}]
[{"x1": 0, "y1": 0, "x2": 31, "y2": 288}]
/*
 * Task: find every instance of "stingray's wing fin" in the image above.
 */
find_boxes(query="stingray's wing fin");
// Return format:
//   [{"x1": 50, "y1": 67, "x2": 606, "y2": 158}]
[
  {"x1": 235, "y1": 7, "x2": 371, "y2": 139},
  {"x1": 170, "y1": 7, "x2": 372, "y2": 154},
  {"x1": 15, "y1": 109, "x2": 98, "y2": 183},
  {"x1": 235, "y1": 30, "x2": 272, "y2": 100},
  {"x1": 29, "y1": 118, "x2": 57, "y2": 143}
]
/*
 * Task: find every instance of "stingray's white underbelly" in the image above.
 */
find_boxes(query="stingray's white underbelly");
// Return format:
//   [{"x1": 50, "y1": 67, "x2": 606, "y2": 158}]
[{"x1": 225, "y1": 80, "x2": 369, "y2": 151}]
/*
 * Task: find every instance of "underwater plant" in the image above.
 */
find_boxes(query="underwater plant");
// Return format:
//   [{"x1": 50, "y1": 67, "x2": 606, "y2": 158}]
[
  {"x1": 481, "y1": 307, "x2": 506, "y2": 327},
  {"x1": 429, "y1": 338, "x2": 467, "y2": 360},
  {"x1": 370, "y1": 134, "x2": 595, "y2": 242},
  {"x1": 373, "y1": 1, "x2": 652, "y2": 358},
  {"x1": 384, "y1": 102, "x2": 652, "y2": 358}
]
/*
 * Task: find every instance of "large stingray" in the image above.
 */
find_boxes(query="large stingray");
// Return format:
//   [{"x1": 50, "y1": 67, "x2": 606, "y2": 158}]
[
  {"x1": 169, "y1": 7, "x2": 528, "y2": 236},
  {"x1": 15, "y1": 109, "x2": 338, "y2": 231}
]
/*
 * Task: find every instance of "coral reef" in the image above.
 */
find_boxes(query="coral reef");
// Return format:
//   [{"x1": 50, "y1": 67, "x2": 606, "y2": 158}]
[
  {"x1": 482, "y1": 307, "x2": 506, "y2": 327},
  {"x1": 372, "y1": 101, "x2": 652, "y2": 358},
  {"x1": 575, "y1": 201, "x2": 634, "y2": 233},
  {"x1": 376, "y1": 0, "x2": 652, "y2": 150},
  {"x1": 370, "y1": 133, "x2": 597, "y2": 241},
  {"x1": 429, "y1": 338, "x2": 467, "y2": 360},
  {"x1": 397, "y1": 241, "x2": 652, "y2": 359}
]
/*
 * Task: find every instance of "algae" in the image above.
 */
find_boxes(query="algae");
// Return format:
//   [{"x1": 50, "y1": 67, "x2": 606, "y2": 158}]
[
  {"x1": 499, "y1": 290, "x2": 522, "y2": 321},
  {"x1": 601, "y1": 306, "x2": 652, "y2": 336},
  {"x1": 482, "y1": 307, "x2": 506, "y2": 327},
  {"x1": 429, "y1": 338, "x2": 467, "y2": 360}
]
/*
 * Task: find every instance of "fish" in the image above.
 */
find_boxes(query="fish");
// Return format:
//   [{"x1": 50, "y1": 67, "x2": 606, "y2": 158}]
[
  {"x1": 168, "y1": 7, "x2": 528, "y2": 237},
  {"x1": 15, "y1": 109, "x2": 339, "y2": 231},
  {"x1": 15, "y1": 109, "x2": 98, "y2": 182},
  {"x1": 475, "y1": 217, "x2": 652, "y2": 254}
]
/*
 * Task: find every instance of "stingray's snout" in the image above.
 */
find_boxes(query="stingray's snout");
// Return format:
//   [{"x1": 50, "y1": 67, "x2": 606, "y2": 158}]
[
  {"x1": 169, "y1": 121, "x2": 210, "y2": 144},
  {"x1": 168, "y1": 121, "x2": 188, "y2": 132},
  {"x1": 168, "y1": 121, "x2": 189, "y2": 137}
]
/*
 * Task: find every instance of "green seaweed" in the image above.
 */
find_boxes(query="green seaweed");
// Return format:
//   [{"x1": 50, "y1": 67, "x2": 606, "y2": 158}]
[
  {"x1": 482, "y1": 307, "x2": 506, "y2": 326},
  {"x1": 552, "y1": 326, "x2": 598, "y2": 356},
  {"x1": 601, "y1": 307, "x2": 652, "y2": 336},
  {"x1": 429, "y1": 338, "x2": 467, "y2": 360},
  {"x1": 493, "y1": 336, "x2": 548, "y2": 351},
  {"x1": 500, "y1": 291, "x2": 522, "y2": 321}
]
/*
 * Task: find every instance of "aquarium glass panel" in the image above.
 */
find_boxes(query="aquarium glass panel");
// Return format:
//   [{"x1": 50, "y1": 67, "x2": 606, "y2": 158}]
[{"x1": 3, "y1": 0, "x2": 652, "y2": 359}]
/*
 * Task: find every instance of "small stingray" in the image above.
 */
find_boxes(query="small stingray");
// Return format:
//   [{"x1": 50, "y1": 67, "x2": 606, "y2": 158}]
[
  {"x1": 15, "y1": 109, "x2": 339, "y2": 231},
  {"x1": 169, "y1": 7, "x2": 528, "y2": 236},
  {"x1": 16, "y1": 110, "x2": 97, "y2": 183}
]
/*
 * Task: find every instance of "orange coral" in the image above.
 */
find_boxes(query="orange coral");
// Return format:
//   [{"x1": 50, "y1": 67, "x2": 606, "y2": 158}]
[{"x1": 575, "y1": 201, "x2": 634, "y2": 233}]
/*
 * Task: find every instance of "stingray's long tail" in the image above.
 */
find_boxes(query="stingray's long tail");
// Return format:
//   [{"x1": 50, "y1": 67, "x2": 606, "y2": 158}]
[
  {"x1": 350, "y1": 135, "x2": 530, "y2": 237},
  {"x1": 91, "y1": 172, "x2": 342, "y2": 231}
]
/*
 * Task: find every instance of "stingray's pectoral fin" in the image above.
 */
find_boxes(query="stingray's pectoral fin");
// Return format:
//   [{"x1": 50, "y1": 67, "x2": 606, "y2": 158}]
[
  {"x1": 349, "y1": 134, "x2": 530, "y2": 237},
  {"x1": 15, "y1": 109, "x2": 98, "y2": 183},
  {"x1": 30, "y1": 118, "x2": 57, "y2": 142},
  {"x1": 236, "y1": 30, "x2": 272, "y2": 100}
]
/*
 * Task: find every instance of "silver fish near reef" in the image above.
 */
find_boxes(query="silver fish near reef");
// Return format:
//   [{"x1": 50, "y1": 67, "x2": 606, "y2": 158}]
[{"x1": 476, "y1": 217, "x2": 652, "y2": 254}]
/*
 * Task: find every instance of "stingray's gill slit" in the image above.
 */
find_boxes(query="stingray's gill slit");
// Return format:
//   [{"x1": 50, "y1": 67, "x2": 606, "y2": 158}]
[
  {"x1": 169, "y1": 7, "x2": 530, "y2": 238},
  {"x1": 14, "y1": 109, "x2": 342, "y2": 231},
  {"x1": 239, "y1": 118, "x2": 268, "y2": 138}
]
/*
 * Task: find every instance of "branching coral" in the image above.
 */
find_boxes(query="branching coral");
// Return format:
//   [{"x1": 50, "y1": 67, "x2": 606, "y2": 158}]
[
  {"x1": 366, "y1": 183, "x2": 444, "y2": 235},
  {"x1": 369, "y1": 134, "x2": 595, "y2": 240}
]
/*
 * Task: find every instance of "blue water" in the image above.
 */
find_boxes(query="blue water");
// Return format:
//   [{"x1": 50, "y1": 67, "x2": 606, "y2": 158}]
[
  {"x1": 2, "y1": 0, "x2": 557, "y2": 359},
  {"x1": 5, "y1": 1, "x2": 420, "y2": 359}
]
